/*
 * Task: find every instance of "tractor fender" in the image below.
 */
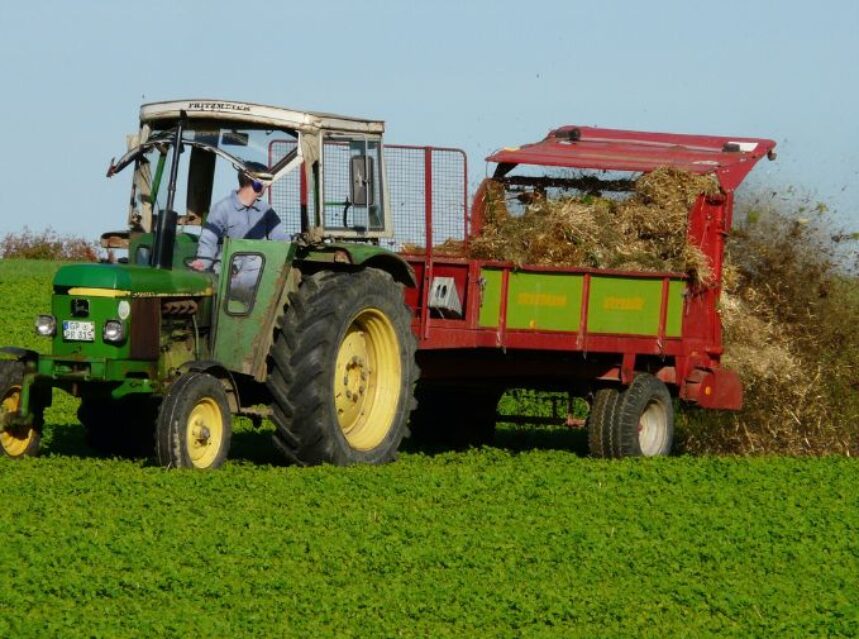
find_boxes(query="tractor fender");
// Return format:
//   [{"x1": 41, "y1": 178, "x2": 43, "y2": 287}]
[
  {"x1": 298, "y1": 245, "x2": 416, "y2": 288},
  {"x1": 360, "y1": 253, "x2": 417, "y2": 288},
  {"x1": 178, "y1": 360, "x2": 240, "y2": 413}
]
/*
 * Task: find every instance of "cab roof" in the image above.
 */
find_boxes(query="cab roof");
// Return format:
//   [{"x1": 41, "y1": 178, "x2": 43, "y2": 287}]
[
  {"x1": 140, "y1": 99, "x2": 385, "y2": 136},
  {"x1": 487, "y1": 125, "x2": 777, "y2": 191}
]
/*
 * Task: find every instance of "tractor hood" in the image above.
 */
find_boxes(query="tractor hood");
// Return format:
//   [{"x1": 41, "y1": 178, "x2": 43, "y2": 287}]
[{"x1": 53, "y1": 263, "x2": 214, "y2": 297}]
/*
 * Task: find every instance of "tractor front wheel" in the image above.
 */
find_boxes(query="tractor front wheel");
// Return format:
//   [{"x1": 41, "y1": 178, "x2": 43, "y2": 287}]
[
  {"x1": 155, "y1": 372, "x2": 232, "y2": 469},
  {"x1": 267, "y1": 268, "x2": 418, "y2": 466},
  {"x1": 0, "y1": 361, "x2": 41, "y2": 459}
]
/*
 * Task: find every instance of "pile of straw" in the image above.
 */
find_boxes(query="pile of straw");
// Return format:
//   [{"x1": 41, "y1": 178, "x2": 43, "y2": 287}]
[{"x1": 467, "y1": 168, "x2": 719, "y2": 284}]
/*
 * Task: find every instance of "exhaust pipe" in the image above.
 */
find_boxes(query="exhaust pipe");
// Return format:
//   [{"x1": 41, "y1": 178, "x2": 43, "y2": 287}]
[{"x1": 152, "y1": 112, "x2": 186, "y2": 270}]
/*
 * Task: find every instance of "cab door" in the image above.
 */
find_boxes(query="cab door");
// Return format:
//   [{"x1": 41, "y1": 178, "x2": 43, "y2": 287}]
[{"x1": 212, "y1": 237, "x2": 295, "y2": 376}]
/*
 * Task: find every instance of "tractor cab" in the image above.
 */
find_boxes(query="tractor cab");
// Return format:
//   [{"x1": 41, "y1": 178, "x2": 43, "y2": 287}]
[{"x1": 108, "y1": 99, "x2": 392, "y2": 263}]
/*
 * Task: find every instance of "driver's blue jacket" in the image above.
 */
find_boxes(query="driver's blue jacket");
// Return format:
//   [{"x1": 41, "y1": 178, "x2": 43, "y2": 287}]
[{"x1": 196, "y1": 190, "x2": 287, "y2": 267}]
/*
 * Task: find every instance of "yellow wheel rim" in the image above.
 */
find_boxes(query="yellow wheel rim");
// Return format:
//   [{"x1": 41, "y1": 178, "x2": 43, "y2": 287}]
[
  {"x1": 186, "y1": 397, "x2": 224, "y2": 468},
  {"x1": 334, "y1": 308, "x2": 402, "y2": 451},
  {"x1": 0, "y1": 384, "x2": 37, "y2": 458}
]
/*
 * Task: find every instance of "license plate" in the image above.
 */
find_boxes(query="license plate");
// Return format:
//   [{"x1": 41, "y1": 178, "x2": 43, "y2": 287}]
[{"x1": 63, "y1": 320, "x2": 95, "y2": 342}]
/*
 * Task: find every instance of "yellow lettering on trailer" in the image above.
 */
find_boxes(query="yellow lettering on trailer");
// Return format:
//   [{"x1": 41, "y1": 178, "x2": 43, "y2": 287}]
[
  {"x1": 517, "y1": 293, "x2": 568, "y2": 307},
  {"x1": 603, "y1": 296, "x2": 646, "y2": 311}
]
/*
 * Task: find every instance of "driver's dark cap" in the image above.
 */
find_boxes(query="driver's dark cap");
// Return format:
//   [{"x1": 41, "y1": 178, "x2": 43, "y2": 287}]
[{"x1": 238, "y1": 161, "x2": 269, "y2": 188}]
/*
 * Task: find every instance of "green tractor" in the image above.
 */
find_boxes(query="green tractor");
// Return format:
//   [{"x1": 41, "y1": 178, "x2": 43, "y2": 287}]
[{"x1": 0, "y1": 99, "x2": 419, "y2": 468}]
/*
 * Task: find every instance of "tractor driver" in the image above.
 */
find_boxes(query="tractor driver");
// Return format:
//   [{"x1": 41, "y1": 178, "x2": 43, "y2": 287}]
[
  {"x1": 190, "y1": 161, "x2": 286, "y2": 306},
  {"x1": 189, "y1": 161, "x2": 287, "y2": 273}
]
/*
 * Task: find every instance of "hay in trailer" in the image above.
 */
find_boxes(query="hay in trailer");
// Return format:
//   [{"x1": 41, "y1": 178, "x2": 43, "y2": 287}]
[{"x1": 468, "y1": 167, "x2": 720, "y2": 284}]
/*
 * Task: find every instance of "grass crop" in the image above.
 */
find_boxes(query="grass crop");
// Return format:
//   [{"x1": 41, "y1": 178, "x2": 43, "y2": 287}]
[{"x1": 1, "y1": 259, "x2": 858, "y2": 637}]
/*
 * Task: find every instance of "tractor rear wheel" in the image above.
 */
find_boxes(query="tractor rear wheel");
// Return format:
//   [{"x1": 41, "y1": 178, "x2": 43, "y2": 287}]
[
  {"x1": 0, "y1": 361, "x2": 41, "y2": 459},
  {"x1": 267, "y1": 268, "x2": 418, "y2": 466},
  {"x1": 155, "y1": 372, "x2": 232, "y2": 469}
]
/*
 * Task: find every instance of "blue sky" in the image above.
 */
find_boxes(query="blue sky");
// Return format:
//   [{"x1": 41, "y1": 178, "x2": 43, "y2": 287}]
[{"x1": 0, "y1": 0, "x2": 856, "y2": 240}]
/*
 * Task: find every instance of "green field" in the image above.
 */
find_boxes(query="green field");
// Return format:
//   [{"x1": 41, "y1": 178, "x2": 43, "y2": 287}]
[{"x1": 1, "y1": 259, "x2": 857, "y2": 637}]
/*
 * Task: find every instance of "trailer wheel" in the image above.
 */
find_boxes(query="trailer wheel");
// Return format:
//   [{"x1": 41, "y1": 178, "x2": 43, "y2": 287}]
[
  {"x1": 155, "y1": 372, "x2": 232, "y2": 469},
  {"x1": 0, "y1": 362, "x2": 41, "y2": 459},
  {"x1": 409, "y1": 384, "x2": 501, "y2": 449},
  {"x1": 78, "y1": 397, "x2": 158, "y2": 458},
  {"x1": 267, "y1": 268, "x2": 418, "y2": 465},
  {"x1": 614, "y1": 374, "x2": 674, "y2": 457},
  {"x1": 586, "y1": 388, "x2": 620, "y2": 458}
]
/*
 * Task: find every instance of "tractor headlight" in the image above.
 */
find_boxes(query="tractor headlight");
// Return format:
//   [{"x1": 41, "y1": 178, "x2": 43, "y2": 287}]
[
  {"x1": 103, "y1": 319, "x2": 126, "y2": 344},
  {"x1": 35, "y1": 314, "x2": 56, "y2": 337}
]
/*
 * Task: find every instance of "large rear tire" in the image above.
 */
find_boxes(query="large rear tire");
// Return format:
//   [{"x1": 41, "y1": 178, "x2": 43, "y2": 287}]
[
  {"x1": 0, "y1": 361, "x2": 41, "y2": 459},
  {"x1": 267, "y1": 268, "x2": 418, "y2": 466},
  {"x1": 155, "y1": 372, "x2": 232, "y2": 469}
]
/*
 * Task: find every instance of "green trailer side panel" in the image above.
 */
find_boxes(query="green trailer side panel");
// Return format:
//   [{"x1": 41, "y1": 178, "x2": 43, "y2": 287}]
[
  {"x1": 506, "y1": 272, "x2": 583, "y2": 331},
  {"x1": 212, "y1": 238, "x2": 296, "y2": 375},
  {"x1": 666, "y1": 280, "x2": 686, "y2": 338},
  {"x1": 587, "y1": 277, "x2": 664, "y2": 336},
  {"x1": 478, "y1": 269, "x2": 503, "y2": 328}
]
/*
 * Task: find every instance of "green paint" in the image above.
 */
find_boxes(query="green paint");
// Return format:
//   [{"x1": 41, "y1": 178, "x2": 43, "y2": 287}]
[
  {"x1": 666, "y1": 280, "x2": 686, "y2": 337},
  {"x1": 54, "y1": 260, "x2": 212, "y2": 296},
  {"x1": 300, "y1": 242, "x2": 416, "y2": 286},
  {"x1": 35, "y1": 356, "x2": 156, "y2": 382},
  {"x1": 587, "y1": 277, "x2": 682, "y2": 336},
  {"x1": 506, "y1": 273, "x2": 583, "y2": 331},
  {"x1": 150, "y1": 150, "x2": 167, "y2": 208},
  {"x1": 127, "y1": 232, "x2": 200, "y2": 270},
  {"x1": 478, "y1": 269, "x2": 503, "y2": 328},
  {"x1": 212, "y1": 238, "x2": 295, "y2": 375},
  {"x1": 111, "y1": 377, "x2": 156, "y2": 399},
  {"x1": 50, "y1": 295, "x2": 132, "y2": 360}
]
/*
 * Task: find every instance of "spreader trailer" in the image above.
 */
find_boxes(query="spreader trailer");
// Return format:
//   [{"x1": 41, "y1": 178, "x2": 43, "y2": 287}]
[
  {"x1": 402, "y1": 126, "x2": 775, "y2": 455},
  {"x1": 0, "y1": 99, "x2": 775, "y2": 465}
]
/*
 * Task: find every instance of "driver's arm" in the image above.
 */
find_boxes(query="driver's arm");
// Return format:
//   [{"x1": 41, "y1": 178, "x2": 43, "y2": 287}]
[{"x1": 194, "y1": 207, "x2": 227, "y2": 268}]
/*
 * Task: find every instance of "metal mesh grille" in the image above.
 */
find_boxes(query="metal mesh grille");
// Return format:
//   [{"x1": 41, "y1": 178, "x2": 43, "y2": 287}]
[
  {"x1": 321, "y1": 142, "x2": 353, "y2": 229},
  {"x1": 383, "y1": 146, "x2": 467, "y2": 251},
  {"x1": 268, "y1": 141, "x2": 468, "y2": 249},
  {"x1": 268, "y1": 140, "x2": 305, "y2": 236}
]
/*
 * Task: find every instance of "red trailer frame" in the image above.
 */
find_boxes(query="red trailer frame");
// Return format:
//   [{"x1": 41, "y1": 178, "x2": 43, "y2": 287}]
[{"x1": 398, "y1": 126, "x2": 776, "y2": 410}]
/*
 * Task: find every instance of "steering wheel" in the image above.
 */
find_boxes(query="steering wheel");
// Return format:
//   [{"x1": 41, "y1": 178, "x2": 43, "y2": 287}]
[{"x1": 183, "y1": 255, "x2": 220, "y2": 272}]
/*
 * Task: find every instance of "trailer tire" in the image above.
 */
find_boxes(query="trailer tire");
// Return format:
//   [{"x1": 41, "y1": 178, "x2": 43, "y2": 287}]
[
  {"x1": 587, "y1": 387, "x2": 620, "y2": 459},
  {"x1": 267, "y1": 268, "x2": 418, "y2": 466},
  {"x1": 613, "y1": 374, "x2": 674, "y2": 457},
  {"x1": 155, "y1": 372, "x2": 232, "y2": 469},
  {"x1": 0, "y1": 361, "x2": 41, "y2": 459},
  {"x1": 409, "y1": 384, "x2": 501, "y2": 449}
]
